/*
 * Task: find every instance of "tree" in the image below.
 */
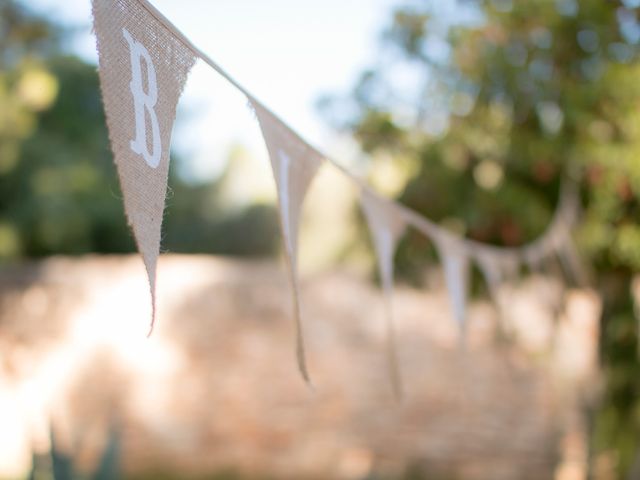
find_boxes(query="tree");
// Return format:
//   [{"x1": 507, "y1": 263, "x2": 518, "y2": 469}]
[{"x1": 322, "y1": 0, "x2": 640, "y2": 476}]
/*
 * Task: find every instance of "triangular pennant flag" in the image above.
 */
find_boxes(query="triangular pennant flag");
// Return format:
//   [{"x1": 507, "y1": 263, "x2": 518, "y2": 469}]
[
  {"x1": 555, "y1": 231, "x2": 589, "y2": 287},
  {"x1": 475, "y1": 250, "x2": 521, "y2": 341},
  {"x1": 476, "y1": 250, "x2": 503, "y2": 302},
  {"x1": 92, "y1": 0, "x2": 196, "y2": 334},
  {"x1": 477, "y1": 248, "x2": 521, "y2": 295},
  {"x1": 500, "y1": 254, "x2": 521, "y2": 282},
  {"x1": 523, "y1": 242, "x2": 546, "y2": 273},
  {"x1": 359, "y1": 188, "x2": 407, "y2": 399},
  {"x1": 436, "y1": 235, "x2": 470, "y2": 334},
  {"x1": 250, "y1": 100, "x2": 324, "y2": 383}
]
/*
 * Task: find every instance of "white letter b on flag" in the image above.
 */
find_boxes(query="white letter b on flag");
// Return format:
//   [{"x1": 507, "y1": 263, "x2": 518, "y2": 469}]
[{"x1": 123, "y1": 28, "x2": 161, "y2": 168}]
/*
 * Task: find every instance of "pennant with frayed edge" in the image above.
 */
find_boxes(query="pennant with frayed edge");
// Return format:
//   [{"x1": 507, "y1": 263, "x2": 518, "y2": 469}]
[
  {"x1": 250, "y1": 99, "x2": 324, "y2": 384},
  {"x1": 359, "y1": 188, "x2": 407, "y2": 399},
  {"x1": 92, "y1": 0, "x2": 196, "y2": 334},
  {"x1": 436, "y1": 234, "x2": 470, "y2": 338}
]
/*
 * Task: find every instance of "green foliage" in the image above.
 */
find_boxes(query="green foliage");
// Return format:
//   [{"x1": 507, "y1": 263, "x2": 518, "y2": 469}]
[
  {"x1": 163, "y1": 170, "x2": 279, "y2": 257},
  {"x1": 29, "y1": 424, "x2": 120, "y2": 480},
  {"x1": 4, "y1": 54, "x2": 135, "y2": 257},
  {"x1": 323, "y1": 0, "x2": 640, "y2": 477}
]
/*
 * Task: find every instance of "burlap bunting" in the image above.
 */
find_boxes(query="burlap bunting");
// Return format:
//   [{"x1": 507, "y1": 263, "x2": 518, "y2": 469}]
[
  {"x1": 91, "y1": 0, "x2": 584, "y2": 389},
  {"x1": 250, "y1": 100, "x2": 324, "y2": 383},
  {"x1": 360, "y1": 188, "x2": 407, "y2": 399},
  {"x1": 92, "y1": 0, "x2": 196, "y2": 334},
  {"x1": 436, "y1": 236, "x2": 470, "y2": 335}
]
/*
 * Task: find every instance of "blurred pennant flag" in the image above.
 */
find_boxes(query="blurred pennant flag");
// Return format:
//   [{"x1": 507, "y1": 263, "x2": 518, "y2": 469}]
[
  {"x1": 555, "y1": 231, "x2": 589, "y2": 287},
  {"x1": 359, "y1": 188, "x2": 407, "y2": 399},
  {"x1": 476, "y1": 251, "x2": 503, "y2": 303},
  {"x1": 91, "y1": 0, "x2": 196, "y2": 334},
  {"x1": 250, "y1": 100, "x2": 324, "y2": 384},
  {"x1": 476, "y1": 250, "x2": 519, "y2": 302},
  {"x1": 86, "y1": 0, "x2": 584, "y2": 390},
  {"x1": 436, "y1": 235, "x2": 470, "y2": 336},
  {"x1": 475, "y1": 250, "x2": 521, "y2": 338},
  {"x1": 523, "y1": 242, "x2": 546, "y2": 273}
]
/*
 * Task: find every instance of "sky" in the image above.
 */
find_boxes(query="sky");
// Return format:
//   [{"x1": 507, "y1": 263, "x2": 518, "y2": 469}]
[{"x1": 27, "y1": 0, "x2": 399, "y2": 182}]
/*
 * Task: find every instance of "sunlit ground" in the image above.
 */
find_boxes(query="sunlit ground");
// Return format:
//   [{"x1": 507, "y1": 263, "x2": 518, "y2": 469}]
[{"x1": 0, "y1": 254, "x2": 600, "y2": 480}]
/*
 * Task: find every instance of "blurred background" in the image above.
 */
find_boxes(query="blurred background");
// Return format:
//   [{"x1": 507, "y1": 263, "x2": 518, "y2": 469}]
[{"x1": 0, "y1": 0, "x2": 639, "y2": 478}]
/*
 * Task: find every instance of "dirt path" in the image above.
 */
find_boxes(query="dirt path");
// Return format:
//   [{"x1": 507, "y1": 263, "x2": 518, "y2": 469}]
[{"x1": 0, "y1": 255, "x2": 600, "y2": 479}]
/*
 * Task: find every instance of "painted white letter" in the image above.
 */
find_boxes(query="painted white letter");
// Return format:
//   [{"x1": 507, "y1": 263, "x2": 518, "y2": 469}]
[{"x1": 123, "y1": 28, "x2": 161, "y2": 168}]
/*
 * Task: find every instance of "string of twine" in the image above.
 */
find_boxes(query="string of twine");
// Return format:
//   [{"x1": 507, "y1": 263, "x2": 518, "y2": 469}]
[{"x1": 135, "y1": 0, "x2": 578, "y2": 265}]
